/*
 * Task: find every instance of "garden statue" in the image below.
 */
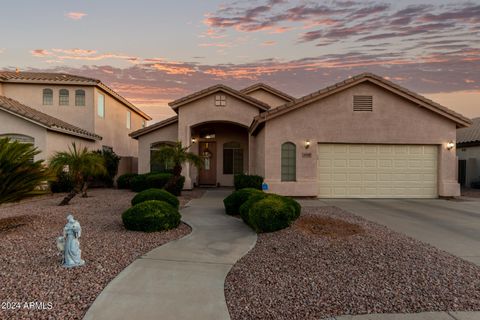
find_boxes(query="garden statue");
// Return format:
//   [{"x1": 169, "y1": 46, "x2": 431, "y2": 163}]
[{"x1": 57, "y1": 214, "x2": 85, "y2": 268}]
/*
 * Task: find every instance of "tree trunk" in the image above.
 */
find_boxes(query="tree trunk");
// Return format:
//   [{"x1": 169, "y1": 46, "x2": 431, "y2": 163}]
[
  {"x1": 59, "y1": 188, "x2": 79, "y2": 206},
  {"x1": 173, "y1": 164, "x2": 182, "y2": 177},
  {"x1": 81, "y1": 182, "x2": 89, "y2": 198}
]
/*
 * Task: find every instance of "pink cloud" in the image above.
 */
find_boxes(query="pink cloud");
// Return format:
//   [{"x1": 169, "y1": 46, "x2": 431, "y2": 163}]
[
  {"x1": 261, "y1": 40, "x2": 277, "y2": 46},
  {"x1": 65, "y1": 12, "x2": 87, "y2": 20},
  {"x1": 52, "y1": 48, "x2": 97, "y2": 56},
  {"x1": 31, "y1": 49, "x2": 51, "y2": 57}
]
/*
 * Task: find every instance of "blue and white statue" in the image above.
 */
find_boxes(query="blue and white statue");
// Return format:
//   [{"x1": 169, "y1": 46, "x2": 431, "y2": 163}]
[{"x1": 57, "y1": 214, "x2": 85, "y2": 268}]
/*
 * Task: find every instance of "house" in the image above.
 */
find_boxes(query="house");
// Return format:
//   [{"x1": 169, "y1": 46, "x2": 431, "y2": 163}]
[
  {"x1": 130, "y1": 73, "x2": 471, "y2": 198},
  {"x1": 0, "y1": 71, "x2": 151, "y2": 174},
  {"x1": 456, "y1": 117, "x2": 480, "y2": 187}
]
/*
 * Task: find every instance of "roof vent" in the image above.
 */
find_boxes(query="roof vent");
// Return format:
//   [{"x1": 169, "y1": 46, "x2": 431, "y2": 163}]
[{"x1": 353, "y1": 95, "x2": 373, "y2": 112}]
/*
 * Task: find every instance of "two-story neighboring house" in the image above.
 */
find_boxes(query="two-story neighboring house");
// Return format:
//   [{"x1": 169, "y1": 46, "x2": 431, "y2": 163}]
[{"x1": 0, "y1": 71, "x2": 151, "y2": 174}]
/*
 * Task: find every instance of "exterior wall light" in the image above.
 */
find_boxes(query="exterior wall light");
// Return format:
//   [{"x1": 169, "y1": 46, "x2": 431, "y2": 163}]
[
  {"x1": 305, "y1": 140, "x2": 311, "y2": 149},
  {"x1": 191, "y1": 137, "x2": 197, "y2": 144},
  {"x1": 446, "y1": 141, "x2": 455, "y2": 150}
]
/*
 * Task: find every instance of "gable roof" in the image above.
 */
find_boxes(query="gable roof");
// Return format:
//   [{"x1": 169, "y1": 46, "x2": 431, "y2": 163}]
[
  {"x1": 240, "y1": 83, "x2": 296, "y2": 103},
  {"x1": 0, "y1": 71, "x2": 151, "y2": 120},
  {"x1": 250, "y1": 73, "x2": 472, "y2": 134},
  {"x1": 130, "y1": 115, "x2": 178, "y2": 139},
  {"x1": 168, "y1": 84, "x2": 271, "y2": 112},
  {"x1": 457, "y1": 117, "x2": 480, "y2": 145},
  {"x1": 0, "y1": 95, "x2": 102, "y2": 141}
]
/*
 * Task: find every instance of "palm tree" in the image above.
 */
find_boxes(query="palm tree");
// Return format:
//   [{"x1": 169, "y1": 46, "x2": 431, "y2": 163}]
[
  {"x1": 0, "y1": 137, "x2": 51, "y2": 204},
  {"x1": 153, "y1": 142, "x2": 202, "y2": 193},
  {"x1": 49, "y1": 143, "x2": 106, "y2": 206}
]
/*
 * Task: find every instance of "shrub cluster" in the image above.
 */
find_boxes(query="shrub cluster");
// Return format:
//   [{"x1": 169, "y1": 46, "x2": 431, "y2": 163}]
[
  {"x1": 49, "y1": 171, "x2": 75, "y2": 193},
  {"x1": 129, "y1": 173, "x2": 172, "y2": 192},
  {"x1": 117, "y1": 173, "x2": 138, "y2": 189},
  {"x1": 164, "y1": 175, "x2": 186, "y2": 196},
  {"x1": 224, "y1": 188, "x2": 301, "y2": 233},
  {"x1": 234, "y1": 174, "x2": 264, "y2": 190},
  {"x1": 131, "y1": 188, "x2": 180, "y2": 209},
  {"x1": 122, "y1": 200, "x2": 180, "y2": 232}
]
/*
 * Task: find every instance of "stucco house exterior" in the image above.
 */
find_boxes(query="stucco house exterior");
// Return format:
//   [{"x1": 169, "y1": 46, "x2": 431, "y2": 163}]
[
  {"x1": 457, "y1": 117, "x2": 480, "y2": 187},
  {"x1": 130, "y1": 73, "x2": 471, "y2": 198},
  {"x1": 0, "y1": 71, "x2": 151, "y2": 174}
]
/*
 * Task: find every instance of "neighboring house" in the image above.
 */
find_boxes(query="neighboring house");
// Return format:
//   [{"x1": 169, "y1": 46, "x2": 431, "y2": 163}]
[
  {"x1": 130, "y1": 73, "x2": 471, "y2": 198},
  {"x1": 456, "y1": 117, "x2": 480, "y2": 187},
  {"x1": 0, "y1": 71, "x2": 151, "y2": 174}
]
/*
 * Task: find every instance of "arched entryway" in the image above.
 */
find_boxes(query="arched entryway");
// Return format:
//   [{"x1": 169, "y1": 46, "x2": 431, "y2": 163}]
[{"x1": 190, "y1": 122, "x2": 248, "y2": 187}]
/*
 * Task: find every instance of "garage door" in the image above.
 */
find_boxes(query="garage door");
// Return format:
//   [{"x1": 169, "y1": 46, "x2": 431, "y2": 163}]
[{"x1": 317, "y1": 144, "x2": 438, "y2": 198}]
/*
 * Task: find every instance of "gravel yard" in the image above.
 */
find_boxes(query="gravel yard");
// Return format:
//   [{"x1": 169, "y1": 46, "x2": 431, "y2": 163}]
[
  {"x1": 0, "y1": 188, "x2": 196, "y2": 320},
  {"x1": 225, "y1": 206, "x2": 480, "y2": 320}
]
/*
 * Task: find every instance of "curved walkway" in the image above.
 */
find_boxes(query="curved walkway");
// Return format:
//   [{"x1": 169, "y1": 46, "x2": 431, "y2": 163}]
[{"x1": 84, "y1": 189, "x2": 257, "y2": 320}]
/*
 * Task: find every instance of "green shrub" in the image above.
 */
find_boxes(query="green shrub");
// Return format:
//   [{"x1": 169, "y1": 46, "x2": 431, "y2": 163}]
[
  {"x1": 275, "y1": 195, "x2": 301, "y2": 220},
  {"x1": 234, "y1": 174, "x2": 264, "y2": 190},
  {"x1": 49, "y1": 171, "x2": 74, "y2": 193},
  {"x1": 130, "y1": 174, "x2": 149, "y2": 192},
  {"x1": 131, "y1": 188, "x2": 179, "y2": 208},
  {"x1": 239, "y1": 192, "x2": 269, "y2": 224},
  {"x1": 92, "y1": 149, "x2": 120, "y2": 187},
  {"x1": 248, "y1": 197, "x2": 296, "y2": 233},
  {"x1": 146, "y1": 173, "x2": 172, "y2": 189},
  {"x1": 223, "y1": 188, "x2": 263, "y2": 215},
  {"x1": 117, "y1": 173, "x2": 138, "y2": 189},
  {"x1": 122, "y1": 200, "x2": 181, "y2": 232},
  {"x1": 165, "y1": 175, "x2": 185, "y2": 196}
]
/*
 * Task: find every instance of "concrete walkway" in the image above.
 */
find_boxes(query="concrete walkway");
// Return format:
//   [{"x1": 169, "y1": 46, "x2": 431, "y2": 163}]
[
  {"x1": 328, "y1": 311, "x2": 478, "y2": 320},
  {"x1": 83, "y1": 189, "x2": 256, "y2": 320}
]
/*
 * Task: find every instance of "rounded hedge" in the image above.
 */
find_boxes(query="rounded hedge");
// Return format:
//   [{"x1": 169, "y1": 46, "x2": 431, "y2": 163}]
[
  {"x1": 130, "y1": 174, "x2": 149, "y2": 192},
  {"x1": 248, "y1": 197, "x2": 296, "y2": 233},
  {"x1": 146, "y1": 173, "x2": 172, "y2": 189},
  {"x1": 239, "y1": 192, "x2": 269, "y2": 224},
  {"x1": 117, "y1": 173, "x2": 138, "y2": 189},
  {"x1": 131, "y1": 188, "x2": 179, "y2": 208},
  {"x1": 122, "y1": 200, "x2": 181, "y2": 232},
  {"x1": 223, "y1": 188, "x2": 264, "y2": 216}
]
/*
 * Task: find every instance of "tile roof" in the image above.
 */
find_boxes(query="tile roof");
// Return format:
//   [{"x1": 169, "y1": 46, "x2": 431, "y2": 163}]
[
  {"x1": 168, "y1": 84, "x2": 271, "y2": 111},
  {"x1": 0, "y1": 71, "x2": 151, "y2": 120},
  {"x1": 240, "y1": 83, "x2": 296, "y2": 102},
  {"x1": 130, "y1": 115, "x2": 178, "y2": 139},
  {"x1": 457, "y1": 117, "x2": 480, "y2": 144},
  {"x1": 250, "y1": 73, "x2": 472, "y2": 133},
  {"x1": 0, "y1": 95, "x2": 102, "y2": 140}
]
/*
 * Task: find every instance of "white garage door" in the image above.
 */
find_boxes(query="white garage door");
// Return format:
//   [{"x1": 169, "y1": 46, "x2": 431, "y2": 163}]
[{"x1": 317, "y1": 144, "x2": 438, "y2": 198}]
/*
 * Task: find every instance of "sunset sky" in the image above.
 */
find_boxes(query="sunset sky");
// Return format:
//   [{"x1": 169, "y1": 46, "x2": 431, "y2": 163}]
[{"x1": 1, "y1": 0, "x2": 479, "y2": 121}]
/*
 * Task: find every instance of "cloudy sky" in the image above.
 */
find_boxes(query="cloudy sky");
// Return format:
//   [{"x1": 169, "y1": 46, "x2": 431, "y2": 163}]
[{"x1": 1, "y1": 0, "x2": 479, "y2": 120}]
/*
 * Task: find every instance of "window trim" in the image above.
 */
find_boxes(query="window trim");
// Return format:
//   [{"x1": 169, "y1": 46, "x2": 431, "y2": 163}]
[
  {"x1": 42, "y1": 88, "x2": 53, "y2": 105},
  {"x1": 281, "y1": 142, "x2": 296, "y2": 182},
  {"x1": 126, "y1": 111, "x2": 131, "y2": 129},
  {"x1": 214, "y1": 94, "x2": 226, "y2": 107}
]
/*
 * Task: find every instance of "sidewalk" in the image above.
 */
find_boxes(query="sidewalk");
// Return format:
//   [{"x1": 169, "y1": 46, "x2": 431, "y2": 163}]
[
  {"x1": 328, "y1": 311, "x2": 478, "y2": 320},
  {"x1": 83, "y1": 190, "x2": 257, "y2": 320}
]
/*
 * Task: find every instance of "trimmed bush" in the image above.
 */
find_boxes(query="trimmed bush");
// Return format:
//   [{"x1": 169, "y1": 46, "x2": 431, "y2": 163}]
[
  {"x1": 165, "y1": 175, "x2": 186, "y2": 196},
  {"x1": 49, "y1": 172, "x2": 74, "y2": 193},
  {"x1": 223, "y1": 188, "x2": 264, "y2": 215},
  {"x1": 131, "y1": 188, "x2": 179, "y2": 208},
  {"x1": 122, "y1": 200, "x2": 180, "y2": 232},
  {"x1": 117, "y1": 173, "x2": 138, "y2": 189},
  {"x1": 234, "y1": 174, "x2": 264, "y2": 190},
  {"x1": 248, "y1": 197, "x2": 296, "y2": 233},
  {"x1": 239, "y1": 192, "x2": 269, "y2": 224},
  {"x1": 146, "y1": 173, "x2": 172, "y2": 189},
  {"x1": 276, "y1": 195, "x2": 301, "y2": 220},
  {"x1": 130, "y1": 174, "x2": 149, "y2": 192}
]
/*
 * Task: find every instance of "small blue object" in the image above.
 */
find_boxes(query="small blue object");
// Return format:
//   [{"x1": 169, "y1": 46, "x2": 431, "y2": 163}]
[{"x1": 262, "y1": 183, "x2": 268, "y2": 191}]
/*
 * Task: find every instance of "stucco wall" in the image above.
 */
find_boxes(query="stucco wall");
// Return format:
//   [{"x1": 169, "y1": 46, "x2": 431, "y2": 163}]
[
  {"x1": 252, "y1": 128, "x2": 266, "y2": 177},
  {"x1": 137, "y1": 121, "x2": 179, "y2": 173},
  {"x1": 45, "y1": 131, "x2": 96, "y2": 160},
  {"x1": 2, "y1": 83, "x2": 95, "y2": 132},
  {"x1": 177, "y1": 91, "x2": 261, "y2": 188},
  {"x1": 244, "y1": 89, "x2": 289, "y2": 107},
  {"x1": 93, "y1": 87, "x2": 144, "y2": 157},
  {"x1": 260, "y1": 81, "x2": 459, "y2": 197},
  {"x1": 457, "y1": 146, "x2": 480, "y2": 186},
  {"x1": 0, "y1": 110, "x2": 48, "y2": 161}
]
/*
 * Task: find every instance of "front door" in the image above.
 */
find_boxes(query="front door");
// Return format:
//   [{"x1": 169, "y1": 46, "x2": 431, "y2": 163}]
[{"x1": 199, "y1": 142, "x2": 216, "y2": 185}]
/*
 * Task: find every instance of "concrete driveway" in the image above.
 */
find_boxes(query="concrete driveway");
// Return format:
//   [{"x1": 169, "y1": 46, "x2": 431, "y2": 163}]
[{"x1": 300, "y1": 197, "x2": 480, "y2": 266}]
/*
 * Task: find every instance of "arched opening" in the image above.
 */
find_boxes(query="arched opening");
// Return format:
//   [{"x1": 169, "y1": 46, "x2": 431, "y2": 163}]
[{"x1": 281, "y1": 142, "x2": 296, "y2": 181}]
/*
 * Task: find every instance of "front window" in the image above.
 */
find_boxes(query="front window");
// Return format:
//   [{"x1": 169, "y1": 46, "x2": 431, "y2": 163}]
[
  {"x1": 75, "y1": 90, "x2": 85, "y2": 106},
  {"x1": 281, "y1": 142, "x2": 296, "y2": 181},
  {"x1": 223, "y1": 141, "x2": 243, "y2": 174},
  {"x1": 215, "y1": 94, "x2": 226, "y2": 107},
  {"x1": 43, "y1": 88, "x2": 53, "y2": 105},
  {"x1": 126, "y1": 111, "x2": 131, "y2": 129},
  {"x1": 97, "y1": 94, "x2": 105, "y2": 118},
  {"x1": 0, "y1": 134, "x2": 35, "y2": 162},
  {"x1": 59, "y1": 89, "x2": 69, "y2": 106},
  {"x1": 150, "y1": 142, "x2": 174, "y2": 172}
]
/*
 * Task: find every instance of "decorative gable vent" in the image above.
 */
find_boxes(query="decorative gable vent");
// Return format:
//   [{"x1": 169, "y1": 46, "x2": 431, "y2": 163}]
[{"x1": 353, "y1": 95, "x2": 373, "y2": 112}]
